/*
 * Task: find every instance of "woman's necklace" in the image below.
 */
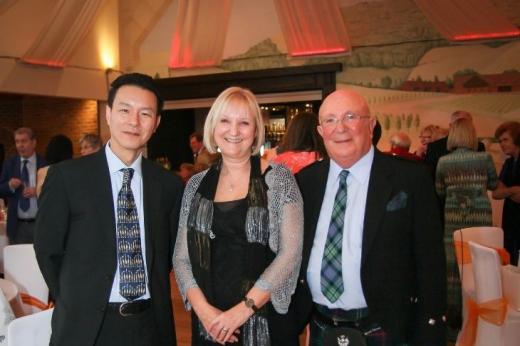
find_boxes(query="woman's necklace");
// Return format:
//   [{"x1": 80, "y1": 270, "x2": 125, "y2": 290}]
[{"x1": 222, "y1": 163, "x2": 249, "y2": 193}]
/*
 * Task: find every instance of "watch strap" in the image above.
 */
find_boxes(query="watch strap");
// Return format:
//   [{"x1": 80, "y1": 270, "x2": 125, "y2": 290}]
[{"x1": 243, "y1": 296, "x2": 259, "y2": 312}]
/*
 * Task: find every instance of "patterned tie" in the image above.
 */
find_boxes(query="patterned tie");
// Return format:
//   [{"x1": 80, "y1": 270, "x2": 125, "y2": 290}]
[
  {"x1": 19, "y1": 159, "x2": 30, "y2": 211},
  {"x1": 117, "y1": 168, "x2": 146, "y2": 301},
  {"x1": 321, "y1": 170, "x2": 349, "y2": 303}
]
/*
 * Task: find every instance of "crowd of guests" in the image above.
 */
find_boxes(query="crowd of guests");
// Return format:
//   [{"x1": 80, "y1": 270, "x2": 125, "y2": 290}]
[
  {"x1": 0, "y1": 130, "x2": 101, "y2": 244},
  {"x1": 0, "y1": 71, "x2": 518, "y2": 345}
]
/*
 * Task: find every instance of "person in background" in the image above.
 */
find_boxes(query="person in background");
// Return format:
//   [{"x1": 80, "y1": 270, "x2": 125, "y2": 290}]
[
  {"x1": 271, "y1": 111, "x2": 326, "y2": 174},
  {"x1": 36, "y1": 134, "x2": 73, "y2": 196},
  {"x1": 424, "y1": 110, "x2": 485, "y2": 174},
  {"x1": 176, "y1": 162, "x2": 195, "y2": 185},
  {"x1": 435, "y1": 117, "x2": 497, "y2": 339},
  {"x1": 372, "y1": 119, "x2": 382, "y2": 147},
  {"x1": 385, "y1": 132, "x2": 421, "y2": 161},
  {"x1": 0, "y1": 127, "x2": 46, "y2": 244},
  {"x1": 415, "y1": 125, "x2": 442, "y2": 158},
  {"x1": 293, "y1": 89, "x2": 446, "y2": 345},
  {"x1": 0, "y1": 143, "x2": 4, "y2": 172},
  {"x1": 173, "y1": 86, "x2": 303, "y2": 345},
  {"x1": 79, "y1": 133, "x2": 102, "y2": 156},
  {"x1": 189, "y1": 132, "x2": 218, "y2": 167},
  {"x1": 34, "y1": 73, "x2": 183, "y2": 346},
  {"x1": 492, "y1": 121, "x2": 520, "y2": 265}
]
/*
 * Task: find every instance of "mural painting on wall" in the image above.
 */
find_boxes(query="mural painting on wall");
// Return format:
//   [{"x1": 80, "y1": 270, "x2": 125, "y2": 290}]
[{"x1": 219, "y1": 0, "x2": 520, "y2": 159}]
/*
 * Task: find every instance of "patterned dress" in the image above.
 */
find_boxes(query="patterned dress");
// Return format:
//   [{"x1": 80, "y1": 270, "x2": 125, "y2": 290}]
[{"x1": 435, "y1": 147, "x2": 497, "y2": 329}]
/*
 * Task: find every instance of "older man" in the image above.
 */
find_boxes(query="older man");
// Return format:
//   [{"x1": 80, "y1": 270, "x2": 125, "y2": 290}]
[
  {"x1": 0, "y1": 127, "x2": 46, "y2": 243},
  {"x1": 293, "y1": 90, "x2": 446, "y2": 345}
]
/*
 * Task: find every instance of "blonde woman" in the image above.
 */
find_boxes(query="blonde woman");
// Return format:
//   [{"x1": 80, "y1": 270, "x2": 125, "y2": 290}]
[
  {"x1": 435, "y1": 118, "x2": 497, "y2": 338},
  {"x1": 173, "y1": 87, "x2": 303, "y2": 345}
]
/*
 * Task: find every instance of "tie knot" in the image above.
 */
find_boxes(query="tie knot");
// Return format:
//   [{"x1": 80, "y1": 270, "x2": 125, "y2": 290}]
[
  {"x1": 339, "y1": 170, "x2": 349, "y2": 181},
  {"x1": 121, "y1": 168, "x2": 134, "y2": 187},
  {"x1": 22, "y1": 159, "x2": 28, "y2": 166}
]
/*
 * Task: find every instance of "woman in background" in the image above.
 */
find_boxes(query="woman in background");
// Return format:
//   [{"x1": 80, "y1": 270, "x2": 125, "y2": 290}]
[
  {"x1": 415, "y1": 124, "x2": 444, "y2": 158},
  {"x1": 271, "y1": 111, "x2": 326, "y2": 174},
  {"x1": 492, "y1": 121, "x2": 520, "y2": 265},
  {"x1": 36, "y1": 134, "x2": 73, "y2": 196},
  {"x1": 435, "y1": 118, "x2": 497, "y2": 338},
  {"x1": 173, "y1": 87, "x2": 303, "y2": 345}
]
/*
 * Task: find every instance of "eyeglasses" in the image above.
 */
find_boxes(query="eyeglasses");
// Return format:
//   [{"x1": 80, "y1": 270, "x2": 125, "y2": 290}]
[{"x1": 320, "y1": 111, "x2": 370, "y2": 128}]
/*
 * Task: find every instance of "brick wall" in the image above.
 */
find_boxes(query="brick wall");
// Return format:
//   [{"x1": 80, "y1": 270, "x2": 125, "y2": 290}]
[{"x1": 0, "y1": 94, "x2": 99, "y2": 159}]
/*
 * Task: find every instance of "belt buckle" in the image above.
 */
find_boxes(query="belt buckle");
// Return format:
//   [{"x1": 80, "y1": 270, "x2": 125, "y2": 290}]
[{"x1": 119, "y1": 301, "x2": 133, "y2": 317}]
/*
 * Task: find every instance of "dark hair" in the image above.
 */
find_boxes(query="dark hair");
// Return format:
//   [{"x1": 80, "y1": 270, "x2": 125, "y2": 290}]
[
  {"x1": 495, "y1": 121, "x2": 520, "y2": 146},
  {"x1": 107, "y1": 73, "x2": 164, "y2": 114},
  {"x1": 372, "y1": 120, "x2": 382, "y2": 146},
  {"x1": 45, "y1": 135, "x2": 73, "y2": 164},
  {"x1": 189, "y1": 132, "x2": 203, "y2": 142},
  {"x1": 278, "y1": 112, "x2": 326, "y2": 157}
]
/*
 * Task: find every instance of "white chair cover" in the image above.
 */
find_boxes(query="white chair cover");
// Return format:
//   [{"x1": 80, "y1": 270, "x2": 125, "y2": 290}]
[
  {"x1": 453, "y1": 226, "x2": 503, "y2": 345},
  {"x1": 6, "y1": 308, "x2": 53, "y2": 346},
  {"x1": 3, "y1": 245, "x2": 48, "y2": 315},
  {"x1": 0, "y1": 289, "x2": 15, "y2": 345},
  {"x1": 469, "y1": 241, "x2": 520, "y2": 346}
]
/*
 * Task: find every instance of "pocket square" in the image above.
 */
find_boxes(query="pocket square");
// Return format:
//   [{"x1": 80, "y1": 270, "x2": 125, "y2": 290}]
[{"x1": 386, "y1": 191, "x2": 407, "y2": 211}]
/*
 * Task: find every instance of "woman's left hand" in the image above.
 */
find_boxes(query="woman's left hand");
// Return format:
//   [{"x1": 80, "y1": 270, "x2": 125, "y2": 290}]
[{"x1": 208, "y1": 303, "x2": 253, "y2": 344}]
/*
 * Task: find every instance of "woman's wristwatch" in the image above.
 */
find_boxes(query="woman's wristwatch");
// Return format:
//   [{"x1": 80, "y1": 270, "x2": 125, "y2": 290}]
[{"x1": 243, "y1": 296, "x2": 259, "y2": 312}]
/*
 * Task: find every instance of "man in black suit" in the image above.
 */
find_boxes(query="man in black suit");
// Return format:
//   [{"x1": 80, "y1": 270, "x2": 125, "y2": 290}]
[
  {"x1": 424, "y1": 110, "x2": 485, "y2": 174},
  {"x1": 0, "y1": 127, "x2": 46, "y2": 243},
  {"x1": 34, "y1": 73, "x2": 183, "y2": 346},
  {"x1": 293, "y1": 90, "x2": 446, "y2": 345}
]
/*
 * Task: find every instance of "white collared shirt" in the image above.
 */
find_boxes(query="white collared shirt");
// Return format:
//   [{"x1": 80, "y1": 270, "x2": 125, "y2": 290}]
[
  {"x1": 105, "y1": 143, "x2": 151, "y2": 302},
  {"x1": 17, "y1": 153, "x2": 38, "y2": 219},
  {"x1": 307, "y1": 146, "x2": 374, "y2": 309}
]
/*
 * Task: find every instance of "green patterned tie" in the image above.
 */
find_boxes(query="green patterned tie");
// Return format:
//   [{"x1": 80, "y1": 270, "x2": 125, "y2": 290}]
[{"x1": 321, "y1": 170, "x2": 349, "y2": 303}]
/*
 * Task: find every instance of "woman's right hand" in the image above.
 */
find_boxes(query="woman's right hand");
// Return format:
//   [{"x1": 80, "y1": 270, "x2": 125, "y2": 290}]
[{"x1": 188, "y1": 287, "x2": 240, "y2": 344}]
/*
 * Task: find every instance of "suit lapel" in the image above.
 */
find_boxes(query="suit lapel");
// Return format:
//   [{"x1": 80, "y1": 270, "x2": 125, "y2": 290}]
[
  {"x1": 362, "y1": 151, "x2": 393, "y2": 265},
  {"x1": 141, "y1": 159, "x2": 156, "y2": 276},
  {"x1": 92, "y1": 150, "x2": 118, "y2": 249},
  {"x1": 302, "y1": 160, "x2": 329, "y2": 267}
]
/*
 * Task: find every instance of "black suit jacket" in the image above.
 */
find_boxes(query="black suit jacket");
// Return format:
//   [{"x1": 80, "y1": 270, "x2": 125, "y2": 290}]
[
  {"x1": 0, "y1": 154, "x2": 46, "y2": 240},
  {"x1": 293, "y1": 150, "x2": 446, "y2": 345},
  {"x1": 34, "y1": 149, "x2": 183, "y2": 346}
]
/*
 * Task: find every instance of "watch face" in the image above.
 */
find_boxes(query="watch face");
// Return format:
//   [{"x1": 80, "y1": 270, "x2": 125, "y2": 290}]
[{"x1": 245, "y1": 298, "x2": 254, "y2": 308}]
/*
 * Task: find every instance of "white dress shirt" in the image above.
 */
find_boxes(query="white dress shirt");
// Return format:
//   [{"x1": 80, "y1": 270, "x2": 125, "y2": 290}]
[
  {"x1": 307, "y1": 146, "x2": 374, "y2": 309},
  {"x1": 17, "y1": 153, "x2": 38, "y2": 219},
  {"x1": 105, "y1": 143, "x2": 151, "y2": 302}
]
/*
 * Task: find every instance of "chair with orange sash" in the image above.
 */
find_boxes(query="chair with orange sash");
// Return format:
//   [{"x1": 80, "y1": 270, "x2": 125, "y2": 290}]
[
  {"x1": 459, "y1": 241, "x2": 520, "y2": 346},
  {"x1": 3, "y1": 245, "x2": 50, "y2": 315},
  {"x1": 453, "y1": 226, "x2": 505, "y2": 345}
]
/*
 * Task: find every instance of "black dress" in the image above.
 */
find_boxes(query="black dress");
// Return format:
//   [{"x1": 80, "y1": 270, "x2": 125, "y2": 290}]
[
  {"x1": 188, "y1": 157, "x2": 299, "y2": 346},
  {"x1": 499, "y1": 156, "x2": 520, "y2": 265}
]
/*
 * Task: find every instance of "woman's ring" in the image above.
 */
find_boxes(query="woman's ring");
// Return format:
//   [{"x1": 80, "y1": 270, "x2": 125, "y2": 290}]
[{"x1": 222, "y1": 328, "x2": 229, "y2": 332}]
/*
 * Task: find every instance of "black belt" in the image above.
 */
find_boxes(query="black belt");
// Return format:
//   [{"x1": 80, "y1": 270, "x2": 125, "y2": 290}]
[
  {"x1": 313, "y1": 304, "x2": 380, "y2": 331},
  {"x1": 17, "y1": 218, "x2": 36, "y2": 223},
  {"x1": 107, "y1": 299, "x2": 151, "y2": 317}
]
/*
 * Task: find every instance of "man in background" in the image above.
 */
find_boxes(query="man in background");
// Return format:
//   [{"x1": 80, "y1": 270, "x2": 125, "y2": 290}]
[
  {"x1": 35, "y1": 73, "x2": 183, "y2": 345},
  {"x1": 386, "y1": 132, "x2": 421, "y2": 161},
  {"x1": 189, "y1": 132, "x2": 218, "y2": 167},
  {"x1": 79, "y1": 133, "x2": 102, "y2": 156},
  {"x1": 0, "y1": 127, "x2": 46, "y2": 243}
]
